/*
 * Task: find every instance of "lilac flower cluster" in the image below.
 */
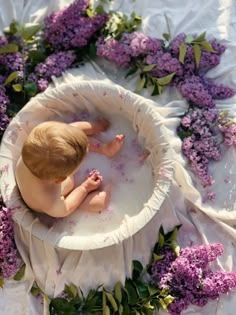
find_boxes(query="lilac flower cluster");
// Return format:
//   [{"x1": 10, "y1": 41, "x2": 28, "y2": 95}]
[
  {"x1": 177, "y1": 75, "x2": 215, "y2": 108},
  {"x1": 0, "y1": 34, "x2": 24, "y2": 83},
  {"x1": 144, "y1": 51, "x2": 183, "y2": 77},
  {"x1": 151, "y1": 243, "x2": 236, "y2": 315},
  {"x1": 0, "y1": 52, "x2": 24, "y2": 80},
  {"x1": 28, "y1": 51, "x2": 76, "y2": 91},
  {"x1": 168, "y1": 33, "x2": 225, "y2": 74},
  {"x1": 0, "y1": 197, "x2": 20, "y2": 278},
  {"x1": 178, "y1": 107, "x2": 221, "y2": 186},
  {"x1": 96, "y1": 32, "x2": 163, "y2": 67},
  {"x1": 0, "y1": 85, "x2": 10, "y2": 138},
  {"x1": 176, "y1": 75, "x2": 234, "y2": 108},
  {"x1": 43, "y1": 0, "x2": 108, "y2": 50},
  {"x1": 217, "y1": 112, "x2": 236, "y2": 146}
]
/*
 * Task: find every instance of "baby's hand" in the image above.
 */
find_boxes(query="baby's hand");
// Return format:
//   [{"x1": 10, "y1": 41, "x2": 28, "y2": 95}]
[{"x1": 82, "y1": 170, "x2": 103, "y2": 193}]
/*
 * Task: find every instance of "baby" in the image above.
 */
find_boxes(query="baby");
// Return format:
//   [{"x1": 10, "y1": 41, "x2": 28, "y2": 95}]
[{"x1": 15, "y1": 118, "x2": 125, "y2": 218}]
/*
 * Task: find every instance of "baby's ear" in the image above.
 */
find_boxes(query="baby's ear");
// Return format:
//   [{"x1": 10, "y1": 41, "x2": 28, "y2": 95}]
[{"x1": 54, "y1": 176, "x2": 67, "y2": 184}]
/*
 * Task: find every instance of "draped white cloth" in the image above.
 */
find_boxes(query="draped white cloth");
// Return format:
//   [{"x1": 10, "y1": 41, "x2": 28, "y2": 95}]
[{"x1": 0, "y1": 1, "x2": 236, "y2": 315}]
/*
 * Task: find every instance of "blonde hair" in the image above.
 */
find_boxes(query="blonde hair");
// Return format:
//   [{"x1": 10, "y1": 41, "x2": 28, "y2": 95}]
[{"x1": 22, "y1": 121, "x2": 88, "y2": 180}]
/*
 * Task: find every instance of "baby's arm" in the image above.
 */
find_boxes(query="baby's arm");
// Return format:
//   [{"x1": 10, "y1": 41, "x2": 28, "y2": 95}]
[
  {"x1": 47, "y1": 171, "x2": 102, "y2": 218},
  {"x1": 70, "y1": 118, "x2": 110, "y2": 135}
]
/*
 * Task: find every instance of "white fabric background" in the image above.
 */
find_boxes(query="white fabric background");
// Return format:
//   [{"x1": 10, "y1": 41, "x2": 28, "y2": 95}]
[{"x1": 0, "y1": 0, "x2": 236, "y2": 315}]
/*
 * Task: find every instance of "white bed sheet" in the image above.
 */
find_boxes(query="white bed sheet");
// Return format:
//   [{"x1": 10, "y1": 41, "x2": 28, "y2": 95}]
[{"x1": 0, "y1": 0, "x2": 236, "y2": 314}]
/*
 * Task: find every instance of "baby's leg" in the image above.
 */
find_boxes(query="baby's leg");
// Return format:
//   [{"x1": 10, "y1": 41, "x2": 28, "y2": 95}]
[
  {"x1": 78, "y1": 184, "x2": 111, "y2": 212},
  {"x1": 70, "y1": 118, "x2": 110, "y2": 136},
  {"x1": 88, "y1": 134, "x2": 125, "y2": 158}
]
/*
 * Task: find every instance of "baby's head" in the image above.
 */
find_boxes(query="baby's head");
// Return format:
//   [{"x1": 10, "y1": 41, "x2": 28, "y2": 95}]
[{"x1": 22, "y1": 121, "x2": 88, "y2": 181}]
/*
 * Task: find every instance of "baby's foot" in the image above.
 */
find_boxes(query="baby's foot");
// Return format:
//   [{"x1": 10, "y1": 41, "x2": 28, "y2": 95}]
[
  {"x1": 79, "y1": 184, "x2": 112, "y2": 212},
  {"x1": 91, "y1": 118, "x2": 110, "y2": 134},
  {"x1": 103, "y1": 134, "x2": 125, "y2": 158}
]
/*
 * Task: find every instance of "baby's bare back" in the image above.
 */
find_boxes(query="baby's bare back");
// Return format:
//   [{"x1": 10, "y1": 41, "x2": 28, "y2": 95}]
[{"x1": 15, "y1": 156, "x2": 60, "y2": 213}]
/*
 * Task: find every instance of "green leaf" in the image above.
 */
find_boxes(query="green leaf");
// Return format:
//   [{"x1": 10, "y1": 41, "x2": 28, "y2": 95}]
[
  {"x1": 159, "y1": 298, "x2": 168, "y2": 310},
  {"x1": 150, "y1": 83, "x2": 160, "y2": 96},
  {"x1": 125, "y1": 65, "x2": 138, "y2": 78},
  {"x1": 89, "y1": 42, "x2": 97, "y2": 59},
  {"x1": 0, "y1": 43, "x2": 18, "y2": 54},
  {"x1": 163, "y1": 33, "x2": 170, "y2": 41},
  {"x1": 3, "y1": 71, "x2": 18, "y2": 85},
  {"x1": 159, "y1": 225, "x2": 165, "y2": 236},
  {"x1": 114, "y1": 281, "x2": 122, "y2": 304},
  {"x1": 21, "y1": 23, "x2": 41, "y2": 40},
  {"x1": 148, "y1": 285, "x2": 159, "y2": 296},
  {"x1": 49, "y1": 298, "x2": 76, "y2": 315},
  {"x1": 179, "y1": 42, "x2": 186, "y2": 64},
  {"x1": 170, "y1": 240, "x2": 180, "y2": 256},
  {"x1": 24, "y1": 82, "x2": 37, "y2": 95},
  {"x1": 132, "y1": 260, "x2": 143, "y2": 280},
  {"x1": 156, "y1": 72, "x2": 175, "y2": 85},
  {"x1": 157, "y1": 84, "x2": 163, "y2": 94},
  {"x1": 125, "y1": 279, "x2": 139, "y2": 304},
  {"x1": 136, "y1": 282, "x2": 149, "y2": 299},
  {"x1": 118, "y1": 304, "x2": 124, "y2": 315},
  {"x1": 0, "y1": 277, "x2": 4, "y2": 288},
  {"x1": 28, "y1": 50, "x2": 45, "y2": 63},
  {"x1": 158, "y1": 232, "x2": 165, "y2": 248},
  {"x1": 193, "y1": 44, "x2": 201, "y2": 67},
  {"x1": 85, "y1": 7, "x2": 95, "y2": 17},
  {"x1": 185, "y1": 34, "x2": 193, "y2": 43},
  {"x1": 30, "y1": 286, "x2": 42, "y2": 296},
  {"x1": 142, "y1": 64, "x2": 156, "y2": 72},
  {"x1": 164, "y1": 295, "x2": 175, "y2": 306},
  {"x1": 104, "y1": 290, "x2": 118, "y2": 311},
  {"x1": 64, "y1": 283, "x2": 78, "y2": 298},
  {"x1": 95, "y1": 4, "x2": 105, "y2": 14},
  {"x1": 153, "y1": 253, "x2": 164, "y2": 261},
  {"x1": 193, "y1": 31, "x2": 206, "y2": 43},
  {"x1": 131, "y1": 12, "x2": 142, "y2": 22},
  {"x1": 13, "y1": 263, "x2": 26, "y2": 281},
  {"x1": 160, "y1": 287, "x2": 169, "y2": 297},
  {"x1": 166, "y1": 226, "x2": 178, "y2": 242},
  {"x1": 3, "y1": 20, "x2": 20, "y2": 35},
  {"x1": 12, "y1": 83, "x2": 22, "y2": 92},
  {"x1": 134, "y1": 76, "x2": 146, "y2": 93},
  {"x1": 104, "y1": 305, "x2": 110, "y2": 315},
  {"x1": 102, "y1": 289, "x2": 107, "y2": 315},
  {"x1": 177, "y1": 129, "x2": 192, "y2": 140},
  {"x1": 0, "y1": 43, "x2": 19, "y2": 54},
  {"x1": 201, "y1": 41, "x2": 216, "y2": 52}
]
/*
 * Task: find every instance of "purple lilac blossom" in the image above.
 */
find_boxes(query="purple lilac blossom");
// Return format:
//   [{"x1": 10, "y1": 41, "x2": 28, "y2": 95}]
[
  {"x1": 168, "y1": 34, "x2": 226, "y2": 76},
  {"x1": 218, "y1": 121, "x2": 236, "y2": 146},
  {"x1": 29, "y1": 51, "x2": 76, "y2": 92},
  {"x1": 144, "y1": 51, "x2": 183, "y2": 77},
  {"x1": 0, "y1": 197, "x2": 20, "y2": 278},
  {"x1": 43, "y1": 0, "x2": 108, "y2": 50},
  {"x1": 168, "y1": 33, "x2": 186, "y2": 56},
  {"x1": 119, "y1": 31, "x2": 163, "y2": 56},
  {"x1": 208, "y1": 38, "x2": 226, "y2": 54},
  {"x1": 179, "y1": 108, "x2": 221, "y2": 186},
  {"x1": 200, "y1": 76, "x2": 235, "y2": 99},
  {"x1": 0, "y1": 85, "x2": 10, "y2": 137},
  {"x1": 2, "y1": 52, "x2": 24, "y2": 80},
  {"x1": 96, "y1": 36, "x2": 131, "y2": 67},
  {"x1": 151, "y1": 243, "x2": 236, "y2": 315},
  {"x1": 0, "y1": 51, "x2": 24, "y2": 82},
  {"x1": 96, "y1": 32, "x2": 163, "y2": 67},
  {"x1": 177, "y1": 75, "x2": 215, "y2": 108}
]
